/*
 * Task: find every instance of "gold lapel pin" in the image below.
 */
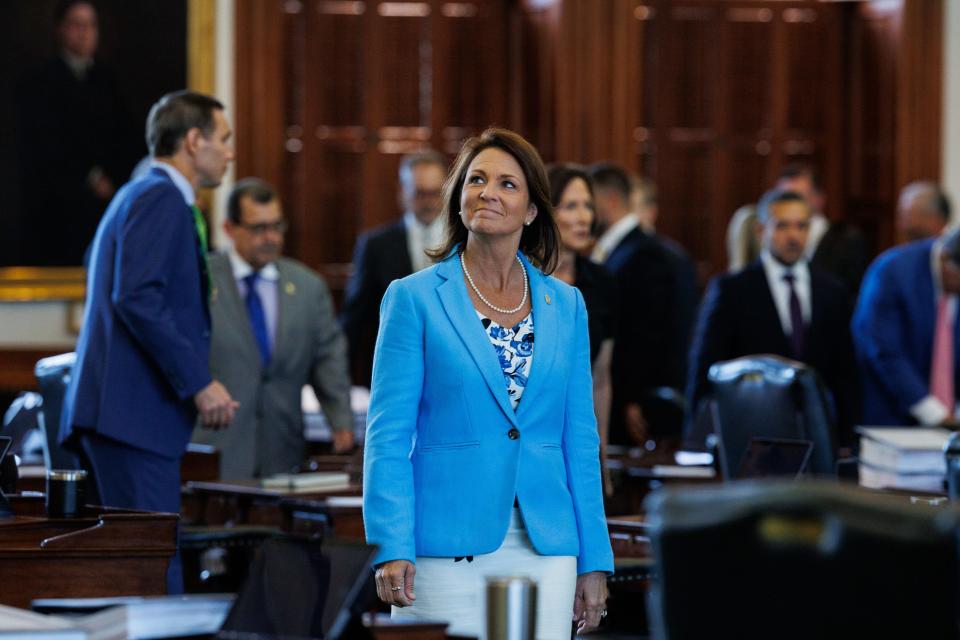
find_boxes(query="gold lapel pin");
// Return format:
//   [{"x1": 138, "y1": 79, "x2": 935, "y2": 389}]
[
  {"x1": 545, "y1": 293, "x2": 551, "y2": 305},
  {"x1": 285, "y1": 282, "x2": 296, "y2": 295}
]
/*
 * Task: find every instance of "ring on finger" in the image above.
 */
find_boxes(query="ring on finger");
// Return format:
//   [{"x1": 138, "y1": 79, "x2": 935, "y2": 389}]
[{"x1": 390, "y1": 586, "x2": 403, "y2": 591}]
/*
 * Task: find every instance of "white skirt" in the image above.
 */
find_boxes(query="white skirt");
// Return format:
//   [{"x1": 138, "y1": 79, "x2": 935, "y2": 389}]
[{"x1": 391, "y1": 508, "x2": 577, "y2": 640}]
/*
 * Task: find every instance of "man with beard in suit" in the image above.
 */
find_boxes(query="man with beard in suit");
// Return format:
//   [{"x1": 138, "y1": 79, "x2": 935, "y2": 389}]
[
  {"x1": 340, "y1": 150, "x2": 447, "y2": 386},
  {"x1": 686, "y1": 188, "x2": 857, "y2": 444},
  {"x1": 194, "y1": 178, "x2": 354, "y2": 478}
]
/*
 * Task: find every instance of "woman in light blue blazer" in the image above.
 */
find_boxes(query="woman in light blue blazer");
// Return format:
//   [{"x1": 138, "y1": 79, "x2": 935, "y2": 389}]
[{"x1": 363, "y1": 128, "x2": 613, "y2": 638}]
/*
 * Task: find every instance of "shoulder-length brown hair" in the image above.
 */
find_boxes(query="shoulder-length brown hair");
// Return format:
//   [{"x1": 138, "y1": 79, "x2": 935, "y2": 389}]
[{"x1": 427, "y1": 128, "x2": 559, "y2": 274}]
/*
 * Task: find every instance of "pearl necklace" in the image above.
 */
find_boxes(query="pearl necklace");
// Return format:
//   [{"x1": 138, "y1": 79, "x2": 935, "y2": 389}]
[{"x1": 460, "y1": 252, "x2": 529, "y2": 315}]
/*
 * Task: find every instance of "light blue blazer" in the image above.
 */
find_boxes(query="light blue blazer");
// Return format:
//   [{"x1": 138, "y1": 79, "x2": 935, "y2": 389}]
[{"x1": 363, "y1": 251, "x2": 614, "y2": 575}]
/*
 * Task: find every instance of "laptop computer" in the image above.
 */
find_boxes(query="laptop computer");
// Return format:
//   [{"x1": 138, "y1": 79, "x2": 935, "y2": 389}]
[
  {"x1": 218, "y1": 536, "x2": 377, "y2": 640},
  {"x1": 736, "y1": 437, "x2": 814, "y2": 480}
]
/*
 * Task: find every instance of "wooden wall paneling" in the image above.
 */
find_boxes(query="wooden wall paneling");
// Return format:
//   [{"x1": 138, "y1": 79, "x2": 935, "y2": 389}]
[
  {"x1": 655, "y1": 3, "x2": 720, "y2": 271},
  {"x1": 846, "y1": 2, "x2": 899, "y2": 251},
  {"x1": 432, "y1": 0, "x2": 510, "y2": 152},
  {"x1": 233, "y1": 1, "x2": 287, "y2": 197},
  {"x1": 297, "y1": 0, "x2": 370, "y2": 269},
  {"x1": 509, "y1": 0, "x2": 559, "y2": 157},
  {"x1": 628, "y1": 1, "x2": 656, "y2": 181},
  {"x1": 780, "y1": 4, "x2": 845, "y2": 221},
  {"x1": 715, "y1": 5, "x2": 775, "y2": 271},
  {"x1": 552, "y1": 0, "x2": 583, "y2": 161},
  {"x1": 894, "y1": 0, "x2": 942, "y2": 188},
  {"x1": 363, "y1": 1, "x2": 430, "y2": 243}
]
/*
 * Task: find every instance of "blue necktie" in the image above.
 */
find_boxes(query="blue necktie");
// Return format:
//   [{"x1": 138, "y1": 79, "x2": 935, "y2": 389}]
[
  {"x1": 244, "y1": 272, "x2": 271, "y2": 367},
  {"x1": 783, "y1": 272, "x2": 804, "y2": 358}
]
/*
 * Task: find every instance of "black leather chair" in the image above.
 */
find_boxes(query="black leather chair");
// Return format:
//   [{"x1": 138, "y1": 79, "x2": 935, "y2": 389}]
[
  {"x1": 706, "y1": 354, "x2": 836, "y2": 478},
  {"x1": 644, "y1": 481, "x2": 960, "y2": 639},
  {"x1": 2, "y1": 391, "x2": 45, "y2": 464},
  {"x1": 34, "y1": 352, "x2": 79, "y2": 470}
]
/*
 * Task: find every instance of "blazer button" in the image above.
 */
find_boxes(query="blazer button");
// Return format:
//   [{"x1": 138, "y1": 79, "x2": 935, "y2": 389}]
[{"x1": 507, "y1": 428, "x2": 520, "y2": 440}]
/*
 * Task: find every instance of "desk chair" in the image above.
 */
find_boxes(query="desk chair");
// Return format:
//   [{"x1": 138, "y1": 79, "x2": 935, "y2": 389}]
[
  {"x1": 34, "y1": 352, "x2": 79, "y2": 470},
  {"x1": 644, "y1": 481, "x2": 960, "y2": 639},
  {"x1": 706, "y1": 355, "x2": 836, "y2": 478}
]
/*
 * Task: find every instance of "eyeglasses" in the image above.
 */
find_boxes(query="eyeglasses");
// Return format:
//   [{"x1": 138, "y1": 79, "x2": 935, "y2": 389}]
[{"x1": 238, "y1": 220, "x2": 288, "y2": 235}]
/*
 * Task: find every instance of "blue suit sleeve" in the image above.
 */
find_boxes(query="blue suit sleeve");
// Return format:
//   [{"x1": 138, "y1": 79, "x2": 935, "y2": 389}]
[
  {"x1": 852, "y1": 260, "x2": 930, "y2": 413},
  {"x1": 562, "y1": 289, "x2": 614, "y2": 575},
  {"x1": 363, "y1": 280, "x2": 424, "y2": 566},
  {"x1": 112, "y1": 186, "x2": 211, "y2": 400}
]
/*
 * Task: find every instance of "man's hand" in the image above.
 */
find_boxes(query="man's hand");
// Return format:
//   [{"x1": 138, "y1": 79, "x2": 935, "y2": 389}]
[
  {"x1": 332, "y1": 429, "x2": 355, "y2": 453},
  {"x1": 194, "y1": 380, "x2": 238, "y2": 429},
  {"x1": 624, "y1": 402, "x2": 648, "y2": 445}
]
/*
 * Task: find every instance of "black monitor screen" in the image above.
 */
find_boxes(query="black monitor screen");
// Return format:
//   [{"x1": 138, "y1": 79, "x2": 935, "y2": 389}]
[
  {"x1": 736, "y1": 437, "x2": 813, "y2": 480},
  {"x1": 218, "y1": 537, "x2": 376, "y2": 640}
]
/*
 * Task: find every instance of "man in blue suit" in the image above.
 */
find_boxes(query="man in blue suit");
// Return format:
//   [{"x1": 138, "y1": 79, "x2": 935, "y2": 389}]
[
  {"x1": 853, "y1": 224, "x2": 960, "y2": 426},
  {"x1": 60, "y1": 90, "x2": 238, "y2": 592}
]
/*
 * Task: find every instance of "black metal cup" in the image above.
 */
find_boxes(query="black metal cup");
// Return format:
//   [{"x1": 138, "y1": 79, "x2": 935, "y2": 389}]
[{"x1": 45, "y1": 469, "x2": 87, "y2": 518}]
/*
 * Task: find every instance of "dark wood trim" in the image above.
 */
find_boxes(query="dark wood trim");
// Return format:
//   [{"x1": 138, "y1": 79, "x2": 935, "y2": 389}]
[{"x1": 0, "y1": 348, "x2": 69, "y2": 393}]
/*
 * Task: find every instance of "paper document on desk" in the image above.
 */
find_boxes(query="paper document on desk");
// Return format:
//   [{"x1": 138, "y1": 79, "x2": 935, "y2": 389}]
[
  {"x1": 261, "y1": 471, "x2": 350, "y2": 491},
  {"x1": 857, "y1": 462, "x2": 946, "y2": 493},
  {"x1": 0, "y1": 603, "x2": 84, "y2": 639},
  {"x1": 857, "y1": 426, "x2": 951, "y2": 473},
  {"x1": 30, "y1": 594, "x2": 234, "y2": 640}
]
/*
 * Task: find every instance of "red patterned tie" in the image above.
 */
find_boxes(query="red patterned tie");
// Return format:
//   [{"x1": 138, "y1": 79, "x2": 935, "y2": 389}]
[{"x1": 930, "y1": 294, "x2": 955, "y2": 413}]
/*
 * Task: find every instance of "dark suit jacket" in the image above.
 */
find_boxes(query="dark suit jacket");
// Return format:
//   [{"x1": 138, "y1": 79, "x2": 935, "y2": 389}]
[
  {"x1": 604, "y1": 227, "x2": 697, "y2": 442},
  {"x1": 61, "y1": 168, "x2": 211, "y2": 459},
  {"x1": 686, "y1": 260, "x2": 857, "y2": 441},
  {"x1": 852, "y1": 239, "x2": 960, "y2": 425},
  {"x1": 811, "y1": 221, "x2": 868, "y2": 300},
  {"x1": 339, "y1": 220, "x2": 413, "y2": 386}
]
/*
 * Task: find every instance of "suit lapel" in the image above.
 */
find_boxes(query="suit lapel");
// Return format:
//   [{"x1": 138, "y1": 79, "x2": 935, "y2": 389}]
[
  {"x1": 270, "y1": 261, "x2": 295, "y2": 370},
  {"x1": 435, "y1": 256, "x2": 520, "y2": 428},
  {"x1": 212, "y1": 254, "x2": 266, "y2": 366},
  {"x1": 517, "y1": 256, "x2": 556, "y2": 419}
]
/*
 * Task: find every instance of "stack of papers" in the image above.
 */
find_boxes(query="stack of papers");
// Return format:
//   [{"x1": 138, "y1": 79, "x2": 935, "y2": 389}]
[
  {"x1": 0, "y1": 603, "x2": 86, "y2": 639},
  {"x1": 261, "y1": 471, "x2": 351, "y2": 492},
  {"x1": 857, "y1": 427, "x2": 951, "y2": 492},
  {"x1": 30, "y1": 594, "x2": 234, "y2": 640}
]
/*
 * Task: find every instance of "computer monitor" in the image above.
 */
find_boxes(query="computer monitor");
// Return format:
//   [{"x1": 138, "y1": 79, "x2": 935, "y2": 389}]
[
  {"x1": 218, "y1": 536, "x2": 377, "y2": 640},
  {"x1": 736, "y1": 437, "x2": 813, "y2": 480}
]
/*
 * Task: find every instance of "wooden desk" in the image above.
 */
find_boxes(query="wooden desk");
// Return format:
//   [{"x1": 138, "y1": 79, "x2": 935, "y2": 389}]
[
  {"x1": 0, "y1": 495, "x2": 176, "y2": 608},
  {"x1": 606, "y1": 448, "x2": 716, "y2": 514},
  {"x1": 14, "y1": 446, "x2": 222, "y2": 495},
  {"x1": 182, "y1": 479, "x2": 364, "y2": 540}
]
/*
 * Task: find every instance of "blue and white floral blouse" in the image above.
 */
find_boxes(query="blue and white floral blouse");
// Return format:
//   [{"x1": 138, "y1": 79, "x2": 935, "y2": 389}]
[{"x1": 476, "y1": 310, "x2": 535, "y2": 411}]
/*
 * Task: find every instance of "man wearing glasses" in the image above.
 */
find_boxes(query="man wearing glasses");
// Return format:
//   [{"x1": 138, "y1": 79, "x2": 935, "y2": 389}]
[{"x1": 192, "y1": 178, "x2": 354, "y2": 479}]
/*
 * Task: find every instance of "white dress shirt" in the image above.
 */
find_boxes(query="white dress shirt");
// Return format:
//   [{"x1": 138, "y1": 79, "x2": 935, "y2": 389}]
[
  {"x1": 760, "y1": 250, "x2": 811, "y2": 337},
  {"x1": 404, "y1": 211, "x2": 444, "y2": 273},
  {"x1": 591, "y1": 213, "x2": 640, "y2": 264},
  {"x1": 150, "y1": 161, "x2": 195, "y2": 206},
  {"x1": 229, "y1": 250, "x2": 280, "y2": 351},
  {"x1": 910, "y1": 240, "x2": 958, "y2": 424}
]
